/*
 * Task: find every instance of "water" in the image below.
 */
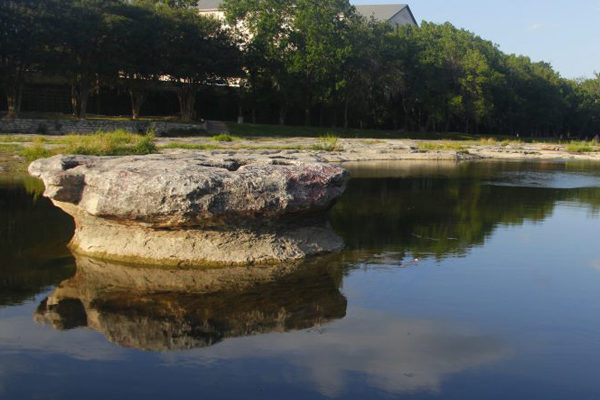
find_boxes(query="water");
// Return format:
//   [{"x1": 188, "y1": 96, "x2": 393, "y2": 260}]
[{"x1": 2, "y1": 161, "x2": 600, "y2": 399}]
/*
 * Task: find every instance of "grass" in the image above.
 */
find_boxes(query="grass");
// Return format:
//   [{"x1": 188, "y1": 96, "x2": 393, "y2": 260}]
[
  {"x1": 311, "y1": 134, "x2": 342, "y2": 152},
  {"x1": 19, "y1": 143, "x2": 54, "y2": 161},
  {"x1": 0, "y1": 143, "x2": 25, "y2": 153},
  {"x1": 211, "y1": 134, "x2": 241, "y2": 142},
  {"x1": 10, "y1": 130, "x2": 158, "y2": 161},
  {"x1": 0, "y1": 135, "x2": 38, "y2": 143},
  {"x1": 59, "y1": 130, "x2": 157, "y2": 156},
  {"x1": 418, "y1": 142, "x2": 467, "y2": 152},
  {"x1": 565, "y1": 141, "x2": 600, "y2": 153}
]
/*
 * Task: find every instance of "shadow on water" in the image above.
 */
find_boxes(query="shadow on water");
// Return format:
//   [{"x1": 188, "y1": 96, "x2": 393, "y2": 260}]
[
  {"x1": 0, "y1": 176, "x2": 75, "y2": 306},
  {"x1": 332, "y1": 160, "x2": 600, "y2": 261}
]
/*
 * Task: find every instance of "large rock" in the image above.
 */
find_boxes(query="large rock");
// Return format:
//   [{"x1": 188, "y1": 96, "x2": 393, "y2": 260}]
[{"x1": 29, "y1": 153, "x2": 349, "y2": 265}]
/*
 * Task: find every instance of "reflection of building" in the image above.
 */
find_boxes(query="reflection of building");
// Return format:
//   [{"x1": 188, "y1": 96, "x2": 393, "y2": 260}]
[
  {"x1": 197, "y1": 1, "x2": 418, "y2": 27},
  {"x1": 34, "y1": 256, "x2": 347, "y2": 351}
]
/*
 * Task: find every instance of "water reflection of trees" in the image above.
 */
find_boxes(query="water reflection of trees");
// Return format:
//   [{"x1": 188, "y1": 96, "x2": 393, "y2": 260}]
[
  {"x1": 331, "y1": 168, "x2": 600, "y2": 260},
  {"x1": 0, "y1": 180, "x2": 74, "y2": 306},
  {"x1": 35, "y1": 256, "x2": 347, "y2": 351}
]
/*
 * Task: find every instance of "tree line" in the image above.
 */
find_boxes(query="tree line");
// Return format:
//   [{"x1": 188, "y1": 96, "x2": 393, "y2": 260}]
[
  {"x1": 0, "y1": 0, "x2": 240, "y2": 121},
  {"x1": 2, "y1": 0, "x2": 600, "y2": 136}
]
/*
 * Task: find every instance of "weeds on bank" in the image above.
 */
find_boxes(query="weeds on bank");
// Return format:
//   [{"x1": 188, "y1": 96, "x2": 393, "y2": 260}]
[
  {"x1": 0, "y1": 135, "x2": 39, "y2": 143},
  {"x1": 211, "y1": 134, "x2": 240, "y2": 142},
  {"x1": 19, "y1": 143, "x2": 54, "y2": 161},
  {"x1": 16, "y1": 130, "x2": 158, "y2": 161},
  {"x1": 312, "y1": 134, "x2": 342, "y2": 152},
  {"x1": 565, "y1": 141, "x2": 600, "y2": 153},
  {"x1": 60, "y1": 129, "x2": 157, "y2": 156},
  {"x1": 418, "y1": 142, "x2": 467, "y2": 152}
]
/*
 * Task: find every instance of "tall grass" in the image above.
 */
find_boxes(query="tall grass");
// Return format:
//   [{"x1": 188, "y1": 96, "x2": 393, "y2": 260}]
[
  {"x1": 60, "y1": 129, "x2": 157, "y2": 156},
  {"x1": 312, "y1": 133, "x2": 342, "y2": 152},
  {"x1": 211, "y1": 133, "x2": 241, "y2": 142},
  {"x1": 17, "y1": 130, "x2": 158, "y2": 161},
  {"x1": 418, "y1": 142, "x2": 466, "y2": 151},
  {"x1": 19, "y1": 143, "x2": 54, "y2": 161},
  {"x1": 565, "y1": 141, "x2": 600, "y2": 153}
]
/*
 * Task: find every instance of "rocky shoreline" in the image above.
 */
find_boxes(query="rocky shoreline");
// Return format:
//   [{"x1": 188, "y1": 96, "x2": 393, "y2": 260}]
[{"x1": 4, "y1": 136, "x2": 600, "y2": 172}]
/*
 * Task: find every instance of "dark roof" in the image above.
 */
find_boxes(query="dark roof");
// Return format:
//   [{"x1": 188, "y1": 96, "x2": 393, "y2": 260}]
[
  {"x1": 196, "y1": 0, "x2": 222, "y2": 10},
  {"x1": 355, "y1": 4, "x2": 415, "y2": 24}
]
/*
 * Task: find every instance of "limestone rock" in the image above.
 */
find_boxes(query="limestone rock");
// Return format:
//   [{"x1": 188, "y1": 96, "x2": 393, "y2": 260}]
[
  {"x1": 29, "y1": 154, "x2": 349, "y2": 265},
  {"x1": 29, "y1": 154, "x2": 348, "y2": 227}
]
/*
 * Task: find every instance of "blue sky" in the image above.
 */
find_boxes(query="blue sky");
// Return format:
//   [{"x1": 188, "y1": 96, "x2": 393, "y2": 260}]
[{"x1": 351, "y1": 0, "x2": 600, "y2": 79}]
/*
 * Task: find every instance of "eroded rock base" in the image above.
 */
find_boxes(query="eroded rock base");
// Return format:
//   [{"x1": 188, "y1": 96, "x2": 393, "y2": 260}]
[{"x1": 59, "y1": 202, "x2": 344, "y2": 266}]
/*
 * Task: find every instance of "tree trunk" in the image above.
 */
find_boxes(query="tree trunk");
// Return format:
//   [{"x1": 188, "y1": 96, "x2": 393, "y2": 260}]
[
  {"x1": 129, "y1": 89, "x2": 146, "y2": 120},
  {"x1": 5, "y1": 84, "x2": 23, "y2": 119},
  {"x1": 71, "y1": 78, "x2": 91, "y2": 119},
  {"x1": 279, "y1": 105, "x2": 286, "y2": 125},
  {"x1": 304, "y1": 107, "x2": 311, "y2": 126},
  {"x1": 176, "y1": 85, "x2": 196, "y2": 122},
  {"x1": 343, "y1": 98, "x2": 349, "y2": 130},
  {"x1": 237, "y1": 103, "x2": 244, "y2": 124},
  {"x1": 318, "y1": 106, "x2": 324, "y2": 127}
]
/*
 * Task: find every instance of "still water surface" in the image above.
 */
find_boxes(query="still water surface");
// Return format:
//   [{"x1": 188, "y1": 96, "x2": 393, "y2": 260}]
[{"x1": 1, "y1": 161, "x2": 600, "y2": 399}]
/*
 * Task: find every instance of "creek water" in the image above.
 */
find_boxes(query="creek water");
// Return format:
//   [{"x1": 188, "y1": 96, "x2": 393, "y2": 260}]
[{"x1": 1, "y1": 160, "x2": 600, "y2": 399}]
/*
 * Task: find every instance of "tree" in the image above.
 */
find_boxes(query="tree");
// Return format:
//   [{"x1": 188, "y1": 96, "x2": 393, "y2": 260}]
[
  {"x1": 158, "y1": 6, "x2": 241, "y2": 121},
  {"x1": 116, "y1": 2, "x2": 166, "y2": 119},
  {"x1": 53, "y1": 0, "x2": 126, "y2": 119},
  {"x1": 0, "y1": 1, "x2": 51, "y2": 118}
]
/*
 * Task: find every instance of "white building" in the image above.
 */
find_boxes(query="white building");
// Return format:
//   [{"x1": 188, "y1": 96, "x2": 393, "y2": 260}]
[
  {"x1": 354, "y1": 4, "x2": 417, "y2": 27},
  {"x1": 196, "y1": 1, "x2": 418, "y2": 27}
]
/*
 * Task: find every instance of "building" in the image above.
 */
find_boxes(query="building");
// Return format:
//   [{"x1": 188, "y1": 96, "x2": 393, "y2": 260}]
[
  {"x1": 354, "y1": 4, "x2": 417, "y2": 27},
  {"x1": 196, "y1": 1, "x2": 418, "y2": 27},
  {"x1": 196, "y1": 0, "x2": 225, "y2": 20}
]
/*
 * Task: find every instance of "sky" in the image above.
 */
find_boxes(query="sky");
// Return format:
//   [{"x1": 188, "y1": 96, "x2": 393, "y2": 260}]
[{"x1": 351, "y1": 0, "x2": 600, "y2": 79}]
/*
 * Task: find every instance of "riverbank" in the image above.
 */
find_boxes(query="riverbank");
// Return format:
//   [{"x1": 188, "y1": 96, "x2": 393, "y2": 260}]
[{"x1": 2, "y1": 134, "x2": 600, "y2": 172}]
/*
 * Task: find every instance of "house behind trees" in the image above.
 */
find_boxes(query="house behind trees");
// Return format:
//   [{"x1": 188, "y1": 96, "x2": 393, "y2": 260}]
[{"x1": 196, "y1": 1, "x2": 418, "y2": 27}]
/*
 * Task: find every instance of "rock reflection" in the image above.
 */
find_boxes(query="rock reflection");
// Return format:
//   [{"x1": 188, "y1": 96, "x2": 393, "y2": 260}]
[{"x1": 34, "y1": 256, "x2": 347, "y2": 351}]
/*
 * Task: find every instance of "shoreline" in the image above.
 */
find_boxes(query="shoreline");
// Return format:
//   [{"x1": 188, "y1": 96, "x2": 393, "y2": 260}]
[{"x1": 2, "y1": 135, "x2": 600, "y2": 174}]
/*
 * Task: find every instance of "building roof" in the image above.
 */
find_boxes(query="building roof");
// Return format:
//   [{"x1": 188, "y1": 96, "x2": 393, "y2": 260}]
[
  {"x1": 355, "y1": 4, "x2": 414, "y2": 23},
  {"x1": 196, "y1": 0, "x2": 222, "y2": 10}
]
